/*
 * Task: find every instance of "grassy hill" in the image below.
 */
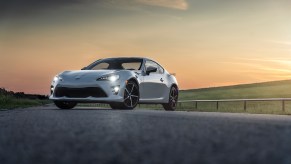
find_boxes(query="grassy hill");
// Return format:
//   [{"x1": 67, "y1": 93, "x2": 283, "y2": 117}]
[
  {"x1": 175, "y1": 80, "x2": 291, "y2": 114},
  {"x1": 179, "y1": 80, "x2": 291, "y2": 100}
]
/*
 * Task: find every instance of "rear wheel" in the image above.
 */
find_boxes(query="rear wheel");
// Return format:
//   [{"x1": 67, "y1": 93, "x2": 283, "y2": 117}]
[
  {"x1": 109, "y1": 81, "x2": 139, "y2": 110},
  {"x1": 163, "y1": 86, "x2": 178, "y2": 111},
  {"x1": 54, "y1": 101, "x2": 77, "y2": 109}
]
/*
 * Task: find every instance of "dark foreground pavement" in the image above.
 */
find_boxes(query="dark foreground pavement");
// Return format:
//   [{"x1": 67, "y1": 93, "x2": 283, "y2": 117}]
[{"x1": 1, "y1": 106, "x2": 291, "y2": 164}]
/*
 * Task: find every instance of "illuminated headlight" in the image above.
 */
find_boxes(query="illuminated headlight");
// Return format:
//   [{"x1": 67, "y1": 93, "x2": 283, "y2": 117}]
[
  {"x1": 97, "y1": 74, "x2": 120, "y2": 82},
  {"x1": 53, "y1": 76, "x2": 59, "y2": 82},
  {"x1": 53, "y1": 75, "x2": 63, "y2": 83}
]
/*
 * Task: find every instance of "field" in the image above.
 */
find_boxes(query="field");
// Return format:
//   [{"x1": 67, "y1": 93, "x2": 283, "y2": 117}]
[
  {"x1": 178, "y1": 80, "x2": 291, "y2": 114},
  {"x1": 179, "y1": 80, "x2": 291, "y2": 100},
  {"x1": 0, "y1": 88, "x2": 51, "y2": 110},
  {"x1": 0, "y1": 94, "x2": 50, "y2": 109}
]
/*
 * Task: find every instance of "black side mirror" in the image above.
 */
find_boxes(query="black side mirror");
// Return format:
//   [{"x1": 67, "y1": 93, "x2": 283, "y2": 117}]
[{"x1": 146, "y1": 66, "x2": 157, "y2": 75}]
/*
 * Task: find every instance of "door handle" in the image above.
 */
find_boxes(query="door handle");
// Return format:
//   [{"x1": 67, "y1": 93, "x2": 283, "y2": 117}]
[{"x1": 160, "y1": 78, "x2": 164, "y2": 82}]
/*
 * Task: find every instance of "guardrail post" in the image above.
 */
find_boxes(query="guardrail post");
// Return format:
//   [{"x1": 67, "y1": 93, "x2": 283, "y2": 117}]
[
  {"x1": 282, "y1": 100, "x2": 285, "y2": 112},
  {"x1": 195, "y1": 101, "x2": 198, "y2": 109},
  {"x1": 216, "y1": 101, "x2": 219, "y2": 110},
  {"x1": 244, "y1": 101, "x2": 247, "y2": 111}
]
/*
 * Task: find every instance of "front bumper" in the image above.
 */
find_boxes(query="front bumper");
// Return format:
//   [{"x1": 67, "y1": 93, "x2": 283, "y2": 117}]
[{"x1": 49, "y1": 80, "x2": 126, "y2": 103}]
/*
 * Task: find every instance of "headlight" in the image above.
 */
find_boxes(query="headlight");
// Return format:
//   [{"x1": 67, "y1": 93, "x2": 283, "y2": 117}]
[
  {"x1": 97, "y1": 74, "x2": 120, "y2": 82},
  {"x1": 53, "y1": 76, "x2": 59, "y2": 82},
  {"x1": 53, "y1": 75, "x2": 63, "y2": 83}
]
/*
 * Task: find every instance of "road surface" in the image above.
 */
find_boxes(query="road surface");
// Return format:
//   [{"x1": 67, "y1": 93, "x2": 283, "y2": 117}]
[{"x1": 1, "y1": 105, "x2": 291, "y2": 164}]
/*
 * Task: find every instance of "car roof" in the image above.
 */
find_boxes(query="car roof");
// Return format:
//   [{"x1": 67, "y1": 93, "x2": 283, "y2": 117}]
[
  {"x1": 101, "y1": 57, "x2": 154, "y2": 61},
  {"x1": 94, "y1": 57, "x2": 165, "y2": 70}
]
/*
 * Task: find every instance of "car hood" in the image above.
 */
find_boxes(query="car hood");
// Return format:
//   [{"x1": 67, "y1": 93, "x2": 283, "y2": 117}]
[{"x1": 59, "y1": 70, "x2": 118, "y2": 81}]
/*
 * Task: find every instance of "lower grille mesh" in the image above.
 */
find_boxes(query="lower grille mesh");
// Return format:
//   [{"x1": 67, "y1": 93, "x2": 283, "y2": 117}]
[{"x1": 54, "y1": 87, "x2": 107, "y2": 98}]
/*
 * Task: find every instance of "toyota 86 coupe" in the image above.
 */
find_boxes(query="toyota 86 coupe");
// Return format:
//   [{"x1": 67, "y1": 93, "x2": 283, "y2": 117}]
[{"x1": 50, "y1": 57, "x2": 179, "y2": 110}]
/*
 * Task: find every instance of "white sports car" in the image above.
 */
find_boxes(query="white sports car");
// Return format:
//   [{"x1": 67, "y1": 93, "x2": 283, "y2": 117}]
[{"x1": 50, "y1": 57, "x2": 179, "y2": 110}]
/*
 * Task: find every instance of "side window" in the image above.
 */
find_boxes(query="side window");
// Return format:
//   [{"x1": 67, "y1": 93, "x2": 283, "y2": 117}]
[
  {"x1": 145, "y1": 60, "x2": 163, "y2": 74},
  {"x1": 145, "y1": 60, "x2": 158, "y2": 73},
  {"x1": 158, "y1": 65, "x2": 164, "y2": 74}
]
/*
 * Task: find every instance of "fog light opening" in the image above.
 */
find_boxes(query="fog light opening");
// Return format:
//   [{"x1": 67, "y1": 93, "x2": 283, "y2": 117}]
[{"x1": 112, "y1": 86, "x2": 120, "y2": 95}]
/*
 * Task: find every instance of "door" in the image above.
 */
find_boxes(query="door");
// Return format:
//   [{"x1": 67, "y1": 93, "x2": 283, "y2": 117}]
[{"x1": 140, "y1": 60, "x2": 167, "y2": 101}]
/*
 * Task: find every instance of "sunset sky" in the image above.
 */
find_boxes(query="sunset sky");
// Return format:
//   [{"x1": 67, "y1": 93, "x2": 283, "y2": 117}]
[{"x1": 1, "y1": 0, "x2": 291, "y2": 94}]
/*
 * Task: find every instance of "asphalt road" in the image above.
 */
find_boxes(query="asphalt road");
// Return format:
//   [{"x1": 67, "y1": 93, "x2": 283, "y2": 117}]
[{"x1": 1, "y1": 106, "x2": 291, "y2": 164}]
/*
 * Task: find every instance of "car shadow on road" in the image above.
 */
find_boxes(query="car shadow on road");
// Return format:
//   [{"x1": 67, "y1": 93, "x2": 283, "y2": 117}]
[
  {"x1": 42, "y1": 104, "x2": 134, "y2": 111},
  {"x1": 47, "y1": 107, "x2": 136, "y2": 111}
]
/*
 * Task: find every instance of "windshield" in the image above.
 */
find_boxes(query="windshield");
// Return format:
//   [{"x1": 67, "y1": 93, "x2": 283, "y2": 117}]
[{"x1": 85, "y1": 58, "x2": 143, "y2": 70}]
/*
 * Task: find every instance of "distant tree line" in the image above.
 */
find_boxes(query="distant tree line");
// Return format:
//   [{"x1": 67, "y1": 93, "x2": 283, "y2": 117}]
[{"x1": 0, "y1": 88, "x2": 49, "y2": 100}]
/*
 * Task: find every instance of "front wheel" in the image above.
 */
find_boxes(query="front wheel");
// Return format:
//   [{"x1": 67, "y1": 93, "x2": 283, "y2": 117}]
[
  {"x1": 109, "y1": 103, "x2": 123, "y2": 109},
  {"x1": 54, "y1": 101, "x2": 77, "y2": 109},
  {"x1": 162, "y1": 86, "x2": 178, "y2": 111},
  {"x1": 110, "y1": 81, "x2": 139, "y2": 110}
]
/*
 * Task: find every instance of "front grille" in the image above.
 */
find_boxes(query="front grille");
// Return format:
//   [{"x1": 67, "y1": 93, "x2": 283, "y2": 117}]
[{"x1": 54, "y1": 87, "x2": 107, "y2": 98}]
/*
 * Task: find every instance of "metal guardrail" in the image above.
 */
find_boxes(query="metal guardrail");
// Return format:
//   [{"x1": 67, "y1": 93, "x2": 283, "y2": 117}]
[{"x1": 178, "y1": 98, "x2": 291, "y2": 111}]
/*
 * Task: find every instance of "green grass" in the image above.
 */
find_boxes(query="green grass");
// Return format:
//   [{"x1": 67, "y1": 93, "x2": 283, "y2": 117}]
[
  {"x1": 177, "y1": 80, "x2": 291, "y2": 114},
  {"x1": 179, "y1": 80, "x2": 291, "y2": 100},
  {"x1": 0, "y1": 94, "x2": 51, "y2": 110},
  {"x1": 176, "y1": 101, "x2": 291, "y2": 114}
]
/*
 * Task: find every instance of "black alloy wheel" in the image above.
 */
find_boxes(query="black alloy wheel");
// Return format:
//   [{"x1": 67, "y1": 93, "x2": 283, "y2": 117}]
[
  {"x1": 109, "y1": 81, "x2": 139, "y2": 110},
  {"x1": 123, "y1": 81, "x2": 139, "y2": 109},
  {"x1": 163, "y1": 86, "x2": 178, "y2": 111}
]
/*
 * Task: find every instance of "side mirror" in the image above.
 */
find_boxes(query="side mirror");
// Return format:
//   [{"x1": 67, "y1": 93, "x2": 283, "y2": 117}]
[
  {"x1": 81, "y1": 67, "x2": 87, "y2": 70},
  {"x1": 146, "y1": 66, "x2": 157, "y2": 75}
]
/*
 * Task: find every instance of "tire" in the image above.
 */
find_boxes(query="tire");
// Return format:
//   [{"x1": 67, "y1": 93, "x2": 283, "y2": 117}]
[
  {"x1": 54, "y1": 101, "x2": 77, "y2": 109},
  {"x1": 163, "y1": 86, "x2": 178, "y2": 111},
  {"x1": 110, "y1": 81, "x2": 139, "y2": 110},
  {"x1": 109, "y1": 103, "x2": 122, "y2": 109}
]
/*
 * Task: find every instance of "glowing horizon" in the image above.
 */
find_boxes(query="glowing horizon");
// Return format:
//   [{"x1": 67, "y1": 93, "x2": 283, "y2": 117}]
[{"x1": 1, "y1": 0, "x2": 291, "y2": 94}]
